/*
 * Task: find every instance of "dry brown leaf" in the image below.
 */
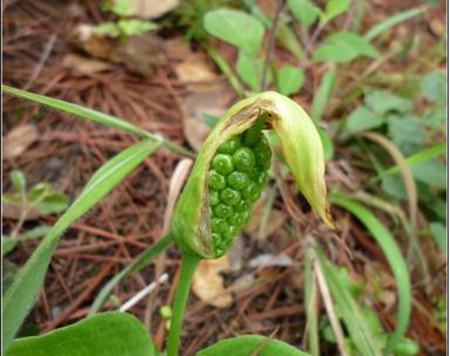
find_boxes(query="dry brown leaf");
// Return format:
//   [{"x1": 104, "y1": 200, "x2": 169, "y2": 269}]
[
  {"x1": 174, "y1": 53, "x2": 216, "y2": 83},
  {"x1": 63, "y1": 54, "x2": 114, "y2": 76},
  {"x1": 192, "y1": 256, "x2": 232, "y2": 308},
  {"x1": 121, "y1": 0, "x2": 180, "y2": 19},
  {"x1": 4, "y1": 125, "x2": 39, "y2": 159}
]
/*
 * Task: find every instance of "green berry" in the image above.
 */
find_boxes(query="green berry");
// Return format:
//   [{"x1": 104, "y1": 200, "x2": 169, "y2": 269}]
[
  {"x1": 241, "y1": 181, "x2": 261, "y2": 202},
  {"x1": 220, "y1": 188, "x2": 241, "y2": 206},
  {"x1": 255, "y1": 171, "x2": 269, "y2": 186},
  {"x1": 211, "y1": 218, "x2": 228, "y2": 233},
  {"x1": 217, "y1": 136, "x2": 241, "y2": 154},
  {"x1": 212, "y1": 154, "x2": 234, "y2": 175},
  {"x1": 228, "y1": 212, "x2": 245, "y2": 226},
  {"x1": 232, "y1": 147, "x2": 255, "y2": 172},
  {"x1": 227, "y1": 171, "x2": 249, "y2": 190},
  {"x1": 254, "y1": 139, "x2": 272, "y2": 169},
  {"x1": 208, "y1": 170, "x2": 226, "y2": 190},
  {"x1": 235, "y1": 200, "x2": 250, "y2": 213},
  {"x1": 213, "y1": 204, "x2": 233, "y2": 218},
  {"x1": 210, "y1": 190, "x2": 219, "y2": 206},
  {"x1": 223, "y1": 225, "x2": 239, "y2": 239}
]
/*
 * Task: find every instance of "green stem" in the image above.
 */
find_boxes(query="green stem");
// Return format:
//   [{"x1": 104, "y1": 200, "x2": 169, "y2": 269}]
[
  {"x1": 167, "y1": 253, "x2": 200, "y2": 356},
  {"x1": 90, "y1": 234, "x2": 174, "y2": 314}
]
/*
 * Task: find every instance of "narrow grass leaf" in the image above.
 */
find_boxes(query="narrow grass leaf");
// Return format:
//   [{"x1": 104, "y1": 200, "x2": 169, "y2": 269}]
[
  {"x1": 314, "y1": 248, "x2": 383, "y2": 356},
  {"x1": 3, "y1": 140, "x2": 160, "y2": 352},
  {"x1": 329, "y1": 194, "x2": 412, "y2": 352},
  {"x1": 304, "y1": 248, "x2": 320, "y2": 356},
  {"x1": 197, "y1": 335, "x2": 310, "y2": 355},
  {"x1": 90, "y1": 234, "x2": 174, "y2": 314},
  {"x1": 7, "y1": 312, "x2": 158, "y2": 356},
  {"x1": 364, "y1": 7, "x2": 425, "y2": 41},
  {"x1": 311, "y1": 68, "x2": 336, "y2": 124}
]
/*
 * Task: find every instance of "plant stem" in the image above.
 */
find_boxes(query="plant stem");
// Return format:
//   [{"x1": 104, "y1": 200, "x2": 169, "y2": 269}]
[{"x1": 166, "y1": 253, "x2": 200, "y2": 356}]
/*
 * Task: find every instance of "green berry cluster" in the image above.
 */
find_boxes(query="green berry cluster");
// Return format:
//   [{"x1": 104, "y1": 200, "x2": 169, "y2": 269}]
[{"x1": 207, "y1": 123, "x2": 272, "y2": 257}]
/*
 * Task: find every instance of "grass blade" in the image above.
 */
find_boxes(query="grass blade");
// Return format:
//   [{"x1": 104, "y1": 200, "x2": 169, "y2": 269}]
[
  {"x1": 3, "y1": 140, "x2": 160, "y2": 352},
  {"x1": 311, "y1": 68, "x2": 336, "y2": 124},
  {"x1": 2, "y1": 85, "x2": 194, "y2": 158},
  {"x1": 329, "y1": 193, "x2": 412, "y2": 353},
  {"x1": 314, "y1": 248, "x2": 383, "y2": 356},
  {"x1": 90, "y1": 234, "x2": 174, "y2": 314},
  {"x1": 304, "y1": 247, "x2": 320, "y2": 356},
  {"x1": 364, "y1": 7, "x2": 425, "y2": 41}
]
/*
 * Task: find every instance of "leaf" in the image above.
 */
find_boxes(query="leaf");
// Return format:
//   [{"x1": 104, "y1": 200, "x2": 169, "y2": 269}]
[
  {"x1": 117, "y1": 19, "x2": 158, "y2": 36},
  {"x1": 3, "y1": 225, "x2": 52, "y2": 257},
  {"x1": 382, "y1": 175, "x2": 406, "y2": 200},
  {"x1": 4, "y1": 125, "x2": 39, "y2": 159},
  {"x1": 314, "y1": 32, "x2": 379, "y2": 63},
  {"x1": 420, "y1": 70, "x2": 446, "y2": 102},
  {"x1": 329, "y1": 194, "x2": 412, "y2": 353},
  {"x1": 304, "y1": 249, "x2": 319, "y2": 356},
  {"x1": 3, "y1": 140, "x2": 160, "y2": 352},
  {"x1": 387, "y1": 114, "x2": 425, "y2": 155},
  {"x1": 344, "y1": 105, "x2": 384, "y2": 134},
  {"x1": 314, "y1": 249, "x2": 383, "y2": 356},
  {"x1": 203, "y1": 8, "x2": 265, "y2": 57},
  {"x1": 236, "y1": 51, "x2": 264, "y2": 92},
  {"x1": 323, "y1": 0, "x2": 351, "y2": 23},
  {"x1": 288, "y1": 0, "x2": 321, "y2": 28},
  {"x1": 197, "y1": 335, "x2": 310, "y2": 355},
  {"x1": 364, "y1": 90, "x2": 412, "y2": 114},
  {"x1": 276, "y1": 64, "x2": 305, "y2": 96},
  {"x1": 11, "y1": 170, "x2": 26, "y2": 192},
  {"x1": 90, "y1": 234, "x2": 174, "y2": 314},
  {"x1": 318, "y1": 127, "x2": 334, "y2": 160},
  {"x1": 429, "y1": 222, "x2": 446, "y2": 252},
  {"x1": 6, "y1": 312, "x2": 158, "y2": 356},
  {"x1": 311, "y1": 68, "x2": 336, "y2": 124},
  {"x1": 411, "y1": 159, "x2": 446, "y2": 190},
  {"x1": 364, "y1": 7, "x2": 425, "y2": 41},
  {"x1": 2, "y1": 85, "x2": 193, "y2": 158}
]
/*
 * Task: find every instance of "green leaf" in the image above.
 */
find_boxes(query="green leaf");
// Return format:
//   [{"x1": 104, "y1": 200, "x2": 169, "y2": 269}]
[
  {"x1": 420, "y1": 70, "x2": 446, "y2": 102},
  {"x1": 6, "y1": 312, "x2": 158, "y2": 356},
  {"x1": 203, "y1": 8, "x2": 265, "y2": 57},
  {"x1": 311, "y1": 69, "x2": 336, "y2": 124},
  {"x1": 329, "y1": 194, "x2": 412, "y2": 353},
  {"x1": 2, "y1": 225, "x2": 52, "y2": 257},
  {"x1": 236, "y1": 51, "x2": 264, "y2": 92},
  {"x1": 2, "y1": 238, "x2": 18, "y2": 256},
  {"x1": 117, "y1": 19, "x2": 158, "y2": 37},
  {"x1": 364, "y1": 90, "x2": 413, "y2": 114},
  {"x1": 314, "y1": 32, "x2": 379, "y2": 63},
  {"x1": 387, "y1": 114, "x2": 425, "y2": 155},
  {"x1": 344, "y1": 105, "x2": 384, "y2": 134},
  {"x1": 318, "y1": 127, "x2": 334, "y2": 160},
  {"x1": 323, "y1": 0, "x2": 351, "y2": 22},
  {"x1": 276, "y1": 64, "x2": 305, "y2": 96},
  {"x1": 411, "y1": 159, "x2": 446, "y2": 189},
  {"x1": 90, "y1": 234, "x2": 174, "y2": 314},
  {"x1": 197, "y1": 335, "x2": 310, "y2": 355},
  {"x1": 11, "y1": 170, "x2": 26, "y2": 192},
  {"x1": 288, "y1": 0, "x2": 321, "y2": 28},
  {"x1": 2, "y1": 85, "x2": 192, "y2": 158},
  {"x1": 364, "y1": 7, "x2": 425, "y2": 41},
  {"x1": 382, "y1": 175, "x2": 406, "y2": 200},
  {"x1": 429, "y1": 222, "x2": 446, "y2": 252},
  {"x1": 2, "y1": 140, "x2": 160, "y2": 352},
  {"x1": 315, "y1": 249, "x2": 383, "y2": 355},
  {"x1": 93, "y1": 22, "x2": 121, "y2": 37},
  {"x1": 104, "y1": 0, "x2": 137, "y2": 16}
]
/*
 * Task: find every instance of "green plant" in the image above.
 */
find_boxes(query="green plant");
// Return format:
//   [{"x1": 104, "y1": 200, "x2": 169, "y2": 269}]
[{"x1": 3, "y1": 85, "x2": 329, "y2": 355}]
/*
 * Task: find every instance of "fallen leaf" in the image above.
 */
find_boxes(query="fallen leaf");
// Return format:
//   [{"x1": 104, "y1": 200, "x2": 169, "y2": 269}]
[
  {"x1": 192, "y1": 255, "x2": 232, "y2": 308},
  {"x1": 174, "y1": 53, "x2": 216, "y2": 83},
  {"x1": 116, "y1": 0, "x2": 180, "y2": 19},
  {"x1": 248, "y1": 254, "x2": 293, "y2": 268},
  {"x1": 63, "y1": 54, "x2": 114, "y2": 76},
  {"x1": 4, "y1": 125, "x2": 39, "y2": 159},
  {"x1": 164, "y1": 38, "x2": 192, "y2": 61}
]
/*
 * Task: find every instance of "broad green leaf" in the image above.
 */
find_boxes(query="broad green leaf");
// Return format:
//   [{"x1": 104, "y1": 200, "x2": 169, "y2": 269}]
[
  {"x1": 429, "y1": 222, "x2": 446, "y2": 252},
  {"x1": 288, "y1": 0, "x2": 321, "y2": 28},
  {"x1": 382, "y1": 175, "x2": 406, "y2": 200},
  {"x1": 314, "y1": 32, "x2": 379, "y2": 63},
  {"x1": 364, "y1": 7, "x2": 425, "y2": 41},
  {"x1": 322, "y1": 0, "x2": 351, "y2": 22},
  {"x1": 90, "y1": 234, "x2": 174, "y2": 314},
  {"x1": 197, "y1": 335, "x2": 310, "y2": 355},
  {"x1": 203, "y1": 8, "x2": 264, "y2": 57},
  {"x1": 315, "y1": 248, "x2": 383, "y2": 356},
  {"x1": 423, "y1": 107, "x2": 445, "y2": 130},
  {"x1": 364, "y1": 90, "x2": 413, "y2": 114},
  {"x1": 420, "y1": 70, "x2": 446, "y2": 102},
  {"x1": 7, "y1": 312, "x2": 158, "y2": 356},
  {"x1": 236, "y1": 51, "x2": 265, "y2": 92},
  {"x1": 11, "y1": 170, "x2": 26, "y2": 192},
  {"x1": 2, "y1": 85, "x2": 192, "y2": 158},
  {"x1": 412, "y1": 159, "x2": 446, "y2": 189},
  {"x1": 276, "y1": 64, "x2": 305, "y2": 96},
  {"x1": 3, "y1": 140, "x2": 160, "y2": 352},
  {"x1": 329, "y1": 194, "x2": 412, "y2": 353},
  {"x1": 387, "y1": 114, "x2": 425, "y2": 155},
  {"x1": 344, "y1": 106, "x2": 384, "y2": 134},
  {"x1": 311, "y1": 68, "x2": 336, "y2": 124}
]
